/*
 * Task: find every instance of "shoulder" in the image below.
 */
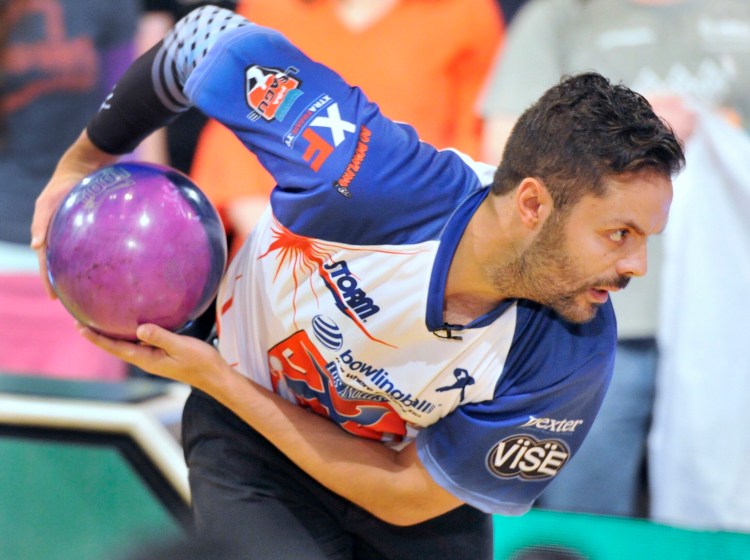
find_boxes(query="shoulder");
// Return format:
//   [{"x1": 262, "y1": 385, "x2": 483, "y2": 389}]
[
  {"x1": 517, "y1": 298, "x2": 616, "y2": 355},
  {"x1": 502, "y1": 299, "x2": 616, "y2": 390}
]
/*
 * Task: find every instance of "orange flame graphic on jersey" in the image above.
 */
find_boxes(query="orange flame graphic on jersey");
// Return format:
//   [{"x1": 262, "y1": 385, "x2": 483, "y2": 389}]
[
  {"x1": 269, "y1": 330, "x2": 405, "y2": 442},
  {"x1": 259, "y1": 220, "x2": 396, "y2": 347}
]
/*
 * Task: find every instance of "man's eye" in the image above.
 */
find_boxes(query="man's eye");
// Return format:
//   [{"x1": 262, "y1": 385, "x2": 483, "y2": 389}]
[{"x1": 609, "y1": 230, "x2": 629, "y2": 242}]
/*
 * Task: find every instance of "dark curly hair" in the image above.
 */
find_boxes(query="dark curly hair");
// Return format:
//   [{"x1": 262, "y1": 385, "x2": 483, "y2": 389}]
[{"x1": 492, "y1": 72, "x2": 685, "y2": 213}]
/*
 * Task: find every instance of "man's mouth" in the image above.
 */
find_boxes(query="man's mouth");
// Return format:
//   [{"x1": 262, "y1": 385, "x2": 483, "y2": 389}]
[{"x1": 588, "y1": 287, "x2": 613, "y2": 303}]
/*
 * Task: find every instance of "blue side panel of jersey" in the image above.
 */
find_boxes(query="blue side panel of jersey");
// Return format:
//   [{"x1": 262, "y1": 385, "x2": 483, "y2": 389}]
[
  {"x1": 416, "y1": 300, "x2": 616, "y2": 514},
  {"x1": 184, "y1": 25, "x2": 483, "y2": 246}
]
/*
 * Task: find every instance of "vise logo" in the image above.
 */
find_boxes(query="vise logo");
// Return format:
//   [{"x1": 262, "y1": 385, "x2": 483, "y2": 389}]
[{"x1": 487, "y1": 435, "x2": 569, "y2": 480}]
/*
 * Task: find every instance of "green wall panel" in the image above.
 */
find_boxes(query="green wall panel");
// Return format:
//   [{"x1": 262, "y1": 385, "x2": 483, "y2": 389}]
[{"x1": 0, "y1": 438, "x2": 183, "y2": 560}]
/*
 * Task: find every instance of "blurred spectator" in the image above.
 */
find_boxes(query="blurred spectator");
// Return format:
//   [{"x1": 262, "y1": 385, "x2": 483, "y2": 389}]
[
  {"x1": 480, "y1": 0, "x2": 750, "y2": 525},
  {"x1": 0, "y1": 0, "x2": 138, "y2": 380},
  {"x1": 190, "y1": 0, "x2": 504, "y2": 257},
  {"x1": 495, "y1": 0, "x2": 529, "y2": 24},
  {"x1": 648, "y1": 98, "x2": 750, "y2": 532}
]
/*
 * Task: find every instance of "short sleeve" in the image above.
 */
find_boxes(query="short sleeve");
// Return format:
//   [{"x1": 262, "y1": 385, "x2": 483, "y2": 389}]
[
  {"x1": 184, "y1": 24, "x2": 485, "y2": 244},
  {"x1": 416, "y1": 300, "x2": 616, "y2": 514}
]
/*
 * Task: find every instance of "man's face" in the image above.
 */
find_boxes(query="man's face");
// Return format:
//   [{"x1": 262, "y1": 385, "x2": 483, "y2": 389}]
[{"x1": 513, "y1": 172, "x2": 673, "y2": 323}]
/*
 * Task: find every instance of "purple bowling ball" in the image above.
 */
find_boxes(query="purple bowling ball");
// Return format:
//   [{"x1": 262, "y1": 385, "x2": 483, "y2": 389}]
[{"x1": 46, "y1": 162, "x2": 228, "y2": 340}]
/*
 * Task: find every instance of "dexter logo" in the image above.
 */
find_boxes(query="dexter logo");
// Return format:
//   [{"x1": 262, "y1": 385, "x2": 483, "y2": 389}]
[
  {"x1": 245, "y1": 65, "x2": 303, "y2": 122},
  {"x1": 487, "y1": 435, "x2": 569, "y2": 480},
  {"x1": 521, "y1": 416, "x2": 584, "y2": 433}
]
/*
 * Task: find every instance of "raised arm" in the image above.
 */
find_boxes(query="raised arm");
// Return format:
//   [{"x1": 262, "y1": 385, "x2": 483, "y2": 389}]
[{"x1": 31, "y1": 6, "x2": 249, "y2": 292}]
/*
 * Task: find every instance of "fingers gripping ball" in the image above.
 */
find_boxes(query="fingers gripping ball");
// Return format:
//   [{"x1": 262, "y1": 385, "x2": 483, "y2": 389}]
[{"x1": 46, "y1": 162, "x2": 228, "y2": 340}]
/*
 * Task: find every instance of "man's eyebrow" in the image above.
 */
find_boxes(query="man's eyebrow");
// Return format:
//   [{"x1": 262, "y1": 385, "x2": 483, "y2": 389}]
[{"x1": 621, "y1": 220, "x2": 647, "y2": 236}]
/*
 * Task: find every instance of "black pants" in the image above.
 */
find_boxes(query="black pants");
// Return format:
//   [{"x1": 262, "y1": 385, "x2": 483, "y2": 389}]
[{"x1": 182, "y1": 390, "x2": 494, "y2": 560}]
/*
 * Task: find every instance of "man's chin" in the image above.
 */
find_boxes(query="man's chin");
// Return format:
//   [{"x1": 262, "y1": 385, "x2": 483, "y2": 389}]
[{"x1": 551, "y1": 299, "x2": 602, "y2": 324}]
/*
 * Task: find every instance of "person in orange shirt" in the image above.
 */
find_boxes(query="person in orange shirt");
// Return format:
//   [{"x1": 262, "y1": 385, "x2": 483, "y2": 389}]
[{"x1": 191, "y1": 0, "x2": 504, "y2": 256}]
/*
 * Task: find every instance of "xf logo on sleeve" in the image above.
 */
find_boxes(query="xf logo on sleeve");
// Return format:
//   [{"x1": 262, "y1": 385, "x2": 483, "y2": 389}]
[
  {"x1": 282, "y1": 96, "x2": 359, "y2": 173},
  {"x1": 487, "y1": 435, "x2": 569, "y2": 480}
]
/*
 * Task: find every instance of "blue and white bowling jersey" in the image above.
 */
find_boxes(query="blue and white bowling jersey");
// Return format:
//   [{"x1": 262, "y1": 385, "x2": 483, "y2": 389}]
[{"x1": 155, "y1": 8, "x2": 616, "y2": 515}]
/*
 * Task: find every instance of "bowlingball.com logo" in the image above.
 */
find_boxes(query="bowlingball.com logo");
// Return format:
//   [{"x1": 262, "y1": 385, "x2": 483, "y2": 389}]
[
  {"x1": 312, "y1": 315, "x2": 344, "y2": 351},
  {"x1": 487, "y1": 435, "x2": 569, "y2": 480}
]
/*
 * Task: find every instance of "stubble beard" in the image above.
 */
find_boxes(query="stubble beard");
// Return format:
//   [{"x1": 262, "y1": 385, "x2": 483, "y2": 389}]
[{"x1": 494, "y1": 217, "x2": 604, "y2": 324}]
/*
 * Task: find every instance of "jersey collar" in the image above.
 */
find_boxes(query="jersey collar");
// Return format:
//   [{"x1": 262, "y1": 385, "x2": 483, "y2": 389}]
[{"x1": 425, "y1": 187, "x2": 516, "y2": 334}]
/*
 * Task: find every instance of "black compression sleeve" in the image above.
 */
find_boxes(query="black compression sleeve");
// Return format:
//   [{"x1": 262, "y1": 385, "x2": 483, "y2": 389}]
[{"x1": 86, "y1": 41, "x2": 187, "y2": 155}]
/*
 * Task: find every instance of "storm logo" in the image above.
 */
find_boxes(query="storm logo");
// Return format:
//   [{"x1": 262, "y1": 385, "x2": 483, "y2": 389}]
[
  {"x1": 322, "y1": 260, "x2": 380, "y2": 322},
  {"x1": 245, "y1": 65, "x2": 303, "y2": 122},
  {"x1": 259, "y1": 220, "x2": 399, "y2": 348},
  {"x1": 487, "y1": 435, "x2": 569, "y2": 480}
]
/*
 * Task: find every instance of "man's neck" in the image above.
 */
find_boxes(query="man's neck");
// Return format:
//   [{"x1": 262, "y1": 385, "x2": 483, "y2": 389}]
[
  {"x1": 443, "y1": 294, "x2": 502, "y2": 326},
  {"x1": 443, "y1": 194, "x2": 521, "y2": 325}
]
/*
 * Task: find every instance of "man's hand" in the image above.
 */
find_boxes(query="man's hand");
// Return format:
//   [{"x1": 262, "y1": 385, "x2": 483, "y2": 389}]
[
  {"x1": 79, "y1": 322, "x2": 463, "y2": 526},
  {"x1": 78, "y1": 322, "x2": 233, "y2": 394},
  {"x1": 31, "y1": 130, "x2": 119, "y2": 297}
]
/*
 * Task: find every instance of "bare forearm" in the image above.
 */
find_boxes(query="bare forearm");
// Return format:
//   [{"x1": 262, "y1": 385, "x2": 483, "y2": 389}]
[
  {"x1": 208, "y1": 363, "x2": 462, "y2": 526},
  {"x1": 78, "y1": 321, "x2": 463, "y2": 526}
]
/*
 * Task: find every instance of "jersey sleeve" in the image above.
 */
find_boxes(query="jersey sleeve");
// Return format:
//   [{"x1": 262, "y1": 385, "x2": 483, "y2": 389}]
[
  {"x1": 183, "y1": 22, "x2": 487, "y2": 243},
  {"x1": 88, "y1": 5, "x2": 486, "y2": 244},
  {"x1": 416, "y1": 300, "x2": 616, "y2": 515},
  {"x1": 87, "y1": 6, "x2": 251, "y2": 154}
]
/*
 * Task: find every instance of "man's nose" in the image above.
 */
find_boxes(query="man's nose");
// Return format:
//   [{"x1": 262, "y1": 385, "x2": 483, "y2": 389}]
[{"x1": 616, "y1": 242, "x2": 648, "y2": 278}]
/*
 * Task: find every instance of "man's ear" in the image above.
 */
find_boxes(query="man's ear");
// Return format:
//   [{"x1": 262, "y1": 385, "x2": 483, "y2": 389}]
[{"x1": 515, "y1": 177, "x2": 553, "y2": 230}]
